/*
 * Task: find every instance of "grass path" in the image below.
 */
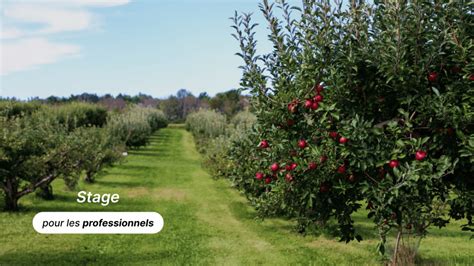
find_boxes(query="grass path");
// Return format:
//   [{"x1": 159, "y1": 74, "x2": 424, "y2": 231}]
[{"x1": 0, "y1": 127, "x2": 472, "y2": 265}]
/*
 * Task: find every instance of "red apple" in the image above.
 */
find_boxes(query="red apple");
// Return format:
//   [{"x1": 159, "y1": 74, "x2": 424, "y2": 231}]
[
  {"x1": 339, "y1": 137, "x2": 348, "y2": 144},
  {"x1": 315, "y1": 83, "x2": 324, "y2": 93},
  {"x1": 329, "y1": 131, "x2": 338, "y2": 139},
  {"x1": 428, "y1": 71, "x2": 438, "y2": 82},
  {"x1": 388, "y1": 160, "x2": 399, "y2": 168},
  {"x1": 265, "y1": 177, "x2": 272, "y2": 184},
  {"x1": 287, "y1": 103, "x2": 293, "y2": 112},
  {"x1": 314, "y1": 94, "x2": 323, "y2": 102},
  {"x1": 291, "y1": 163, "x2": 297, "y2": 170},
  {"x1": 304, "y1": 99, "x2": 313, "y2": 109},
  {"x1": 470, "y1": 74, "x2": 474, "y2": 81},
  {"x1": 259, "y1": 140, "x2": 269, "y2": 148},
  {"x1": 287, "y1": 101, "x2": 298, "y2": 113},
  {"x1": 298, "y1": 139, "x2": 307, "y2": 149},
  {"x1": 337, "y1": 165, "x2": 346, "y2": 174},
  {"x1": 287, "y1": 119, "x2": 295, "y2": 126},
  {"x1": 310, "y1": 101, "x2": 319, "y2": 110},
  {"x1": 255, "y1": 172, "x2": 264, "y2": 180},
  {"x1": 308, "y1": 162, "x2": 317, "y2": 170},
  {"x1": 285, "y1": 164, "x2": 292, "y2": 171},
  {"x1": 270, "y1": 163, "x2": 280, "y2": 172},
  {"x1": 285, "y1": 173, "x2": 294, "y2": 182},
  {"x1": 415, "y1": 150, "x2": 427, "y2": 161}
]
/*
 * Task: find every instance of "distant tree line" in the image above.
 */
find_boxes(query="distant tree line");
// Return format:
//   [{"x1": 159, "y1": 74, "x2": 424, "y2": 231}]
[
  {"x1": 160, "y1": 89, "x2": 250, "y2": 122},
  {"x1": 1, "y1": 89, "x2": 250, "y2": 122}
]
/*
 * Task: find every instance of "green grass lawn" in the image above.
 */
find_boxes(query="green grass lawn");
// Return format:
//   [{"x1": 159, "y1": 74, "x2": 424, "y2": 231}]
[{"x1": 1, "y1": 127, "x2": 472, "y2": 265}]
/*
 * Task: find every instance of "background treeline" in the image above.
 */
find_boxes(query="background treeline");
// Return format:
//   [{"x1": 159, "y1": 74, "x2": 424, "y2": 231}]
[
  {"x1": 0, "y1": 101, "x2": 168, "y2": 211},
  {"x1": 4, "y1": 88, "x2": 250, "y2": 123}
]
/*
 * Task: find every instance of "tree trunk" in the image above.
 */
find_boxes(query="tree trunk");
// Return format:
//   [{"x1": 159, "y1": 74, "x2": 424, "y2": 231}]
[
  {"x1": 4, "y1": 178, "x2": 19, "y2": 211},
  {"x1": 4, "y1": 194, "x2": 19, "y2": 211},
  {"x1": 392, "y1": 228, "x2": 402, "y2": 265},
  {"x1": 84, "y1": 170, "x2": 94, "y2": 183},
  {"x1": 36, "y1": 184, "x2": 54, "y2": 200}
]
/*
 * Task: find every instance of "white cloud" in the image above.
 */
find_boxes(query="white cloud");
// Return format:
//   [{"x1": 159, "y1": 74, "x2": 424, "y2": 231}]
[
  {"x1": 0, "y1": 27, "x2": 25, "y2": 39},
  {"x1": 5, "y1": 4, "x2": 93, "y2": 35},
  {"x1": 6, "y1": 0, "x2": 130, "y2": 8},
  {"x1": 60, "y1": 0, "x2": 131, "y2": 7},
  {"x1": 1, "y1": 38, "x2": 80, "y2": 75},
  {"x1": 0, "y1": 0, "x2": 130, "y2": 75}
]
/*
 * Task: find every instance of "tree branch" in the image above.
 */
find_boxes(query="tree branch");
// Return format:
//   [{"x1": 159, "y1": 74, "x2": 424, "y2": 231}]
[
  {"x1": 17, "y1": 175, "x2": 55, "y2": 198},
  {"x1": 374, "y1": 119, "x2": 402, "y2": 128},
  {"x1": 364, "y1": 172, "x2": 379, "y2": 184}
]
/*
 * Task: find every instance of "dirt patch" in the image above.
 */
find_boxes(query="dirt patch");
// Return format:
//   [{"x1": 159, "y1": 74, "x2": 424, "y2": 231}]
[
  {"x1": 153, "y1": 188, "x2": 187, "y2": 201},
  {"x1": 126, "y1": 187, "x2": 187, "y2": 201},
  {"x1": 126, "y1": 187, "x2": 150, "y2": 198}
]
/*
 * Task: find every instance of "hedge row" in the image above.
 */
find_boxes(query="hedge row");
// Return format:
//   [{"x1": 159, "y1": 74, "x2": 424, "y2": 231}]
[
  {"x1": 185, "y1": 109, "x2": 256, "y2": 178},
  {"x1": 109, "y1": 106, "x2": 168, "y2": 148}
]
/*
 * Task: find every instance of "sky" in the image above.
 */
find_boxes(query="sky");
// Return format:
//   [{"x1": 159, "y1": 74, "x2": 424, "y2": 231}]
[{"x1": 0, "y1": 0, "x2": 298, "y2": 99}]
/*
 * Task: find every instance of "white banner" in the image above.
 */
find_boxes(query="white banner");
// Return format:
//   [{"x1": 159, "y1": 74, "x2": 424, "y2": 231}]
[{"x1": 32, "y1": 212, "x2": 164, "y2": 234}]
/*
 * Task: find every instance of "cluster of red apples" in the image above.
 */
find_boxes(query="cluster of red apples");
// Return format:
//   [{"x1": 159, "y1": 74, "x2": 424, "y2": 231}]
[{"x1": 254, "y1": 82, "x2": 429, "y2": 192}]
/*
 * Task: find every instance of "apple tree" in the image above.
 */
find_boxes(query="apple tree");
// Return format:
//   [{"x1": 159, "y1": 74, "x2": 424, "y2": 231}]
[
  {"x1": 0, "y1": 112, "x2": 85, "y2": 210},
  {"x1": 232, "y1": 0, "x2": 473, "y2": 261}
]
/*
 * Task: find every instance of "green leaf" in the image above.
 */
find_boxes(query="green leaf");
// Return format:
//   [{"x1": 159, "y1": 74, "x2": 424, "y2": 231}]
[{"x1": 396, "y1": 140, "x2": 405, "y2": 148}]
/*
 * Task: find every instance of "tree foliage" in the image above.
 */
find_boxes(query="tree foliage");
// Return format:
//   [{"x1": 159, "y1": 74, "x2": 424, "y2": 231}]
[{"x1": 229, "y1": 0, "x2": 473, "y2": 260}]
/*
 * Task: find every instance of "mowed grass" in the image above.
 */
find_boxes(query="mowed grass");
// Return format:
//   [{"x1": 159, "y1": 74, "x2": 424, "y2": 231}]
[{"x1": 1, "y1": 127, "x2": 472, "y2": 265}]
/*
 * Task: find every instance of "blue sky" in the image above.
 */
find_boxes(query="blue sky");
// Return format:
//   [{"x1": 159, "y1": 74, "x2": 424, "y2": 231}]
[{"x1": 0, "y1": 0, "x2": 298, "y2": 99}]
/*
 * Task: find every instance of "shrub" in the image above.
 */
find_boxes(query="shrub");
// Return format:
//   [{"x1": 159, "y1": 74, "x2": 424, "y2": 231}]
[
  {"x1": 230, "y1": 110, "x2": 257, "y2": 130},
  {"x1": 142, "y1": 107, "x2": 168, "y2": 131},
  {"x1": 232, "y1": 0, "x2": 473, "y2": 261},
  {"x1": 108, "y1": 106, "x2": 168, "y2": 148},
  {"x1": 49, "y1": 102, "x2": 108, "y2": 131},
  {"x1": 0, "y1": 101, "x2": 43, "y2": 119},
  {"x1": 208, "y1": 111, "x2": 258, "y2": 181},
  {"x1": 75, "y1": 126, "x2": 125, "y2": 183},
  {"x1": 215, "y1": 124, "x2": 261, "y2": 199},
  {"x1": 185, "y1": 109, "x2": 227, "y2": 151},
  {"x1": 186, "y1": 109, "x2": 258, "y2": 187}
]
